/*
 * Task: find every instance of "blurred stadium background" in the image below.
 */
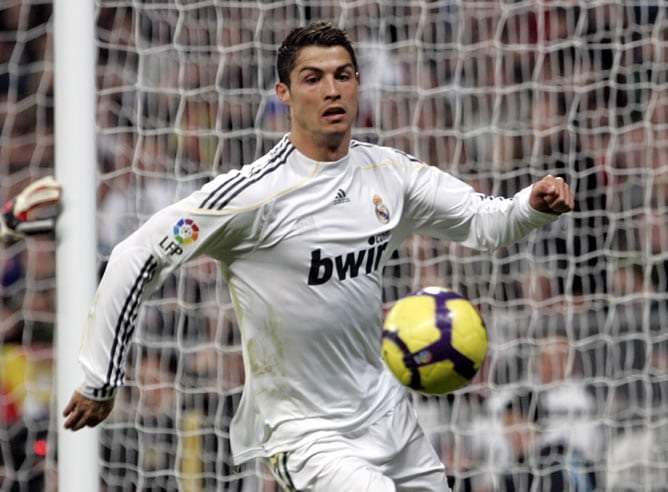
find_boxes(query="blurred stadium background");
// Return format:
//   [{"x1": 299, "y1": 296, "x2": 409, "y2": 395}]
[{"x1": 1, "y1": 1, "x2": 667, "y2": 490}]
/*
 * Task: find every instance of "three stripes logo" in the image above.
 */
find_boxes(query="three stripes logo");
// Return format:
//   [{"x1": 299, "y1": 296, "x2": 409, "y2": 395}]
[
  {"x1": 333, "y1": 188, "x2": 350, "y2": 205},
  {"x1": 199, "y1": 136, "x2": 295, "y2": 210}
]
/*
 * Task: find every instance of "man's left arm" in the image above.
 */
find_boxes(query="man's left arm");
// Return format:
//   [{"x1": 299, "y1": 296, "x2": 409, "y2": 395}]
[
  {"x1": 407, "y1": 165, "x2": 575, "y2": 251},
  {"x1": 463, "y1": 174, "x2": 574, "y2": 250},
  {"x1": 528, "y1": 175, "x2": 574, "y2": 215}
]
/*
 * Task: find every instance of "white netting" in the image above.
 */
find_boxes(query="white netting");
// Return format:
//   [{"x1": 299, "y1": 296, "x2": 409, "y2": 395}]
[
  {"x1": 0, "y1": 1, "x2": 56, "y2": 490},
  {"x1": 1, "y1": 1, "x2": 668, "y2": 490}
]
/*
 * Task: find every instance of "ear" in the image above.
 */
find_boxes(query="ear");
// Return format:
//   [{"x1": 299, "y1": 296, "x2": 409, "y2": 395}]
[{"x1": 275, "y1": 82, "x2": 290, "y2": 106}]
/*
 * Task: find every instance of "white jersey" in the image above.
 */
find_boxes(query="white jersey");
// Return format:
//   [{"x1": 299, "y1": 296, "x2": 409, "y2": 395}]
[{"x1": 78, "y1": 135, "x2": 558, "y2": 464}]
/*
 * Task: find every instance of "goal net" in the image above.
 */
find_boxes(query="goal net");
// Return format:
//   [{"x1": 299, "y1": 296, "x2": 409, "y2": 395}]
[{"x1": 1, "y1": 1, "x2": 667, "y2": 490}]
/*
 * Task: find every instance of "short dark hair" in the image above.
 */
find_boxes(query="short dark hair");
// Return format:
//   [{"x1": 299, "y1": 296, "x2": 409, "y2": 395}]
[
  {"x1": 276, "y1": 21, "x2": 358, "y2": 86},
  {"x1": 504, "y1": 388, "x2": 545, "y2": 424}
]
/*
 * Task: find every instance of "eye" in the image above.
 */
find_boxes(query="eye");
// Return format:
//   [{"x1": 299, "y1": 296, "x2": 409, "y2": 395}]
[
  {"x1": 336, "y1": 68, "x2": 355, "y2": 82},
  {"x1": 304, "y1": 75, "x2": 320, "y2": 84}
]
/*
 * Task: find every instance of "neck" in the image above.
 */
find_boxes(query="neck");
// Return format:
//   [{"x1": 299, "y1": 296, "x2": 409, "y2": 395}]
[{"x1": 289, "y1": 131, "x2": 351, "y2": 162}]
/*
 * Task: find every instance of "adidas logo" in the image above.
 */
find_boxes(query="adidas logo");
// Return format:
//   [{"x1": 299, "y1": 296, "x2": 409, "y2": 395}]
[{"x1": 333, "y1": 188, "x2": 350, "y2": 205}]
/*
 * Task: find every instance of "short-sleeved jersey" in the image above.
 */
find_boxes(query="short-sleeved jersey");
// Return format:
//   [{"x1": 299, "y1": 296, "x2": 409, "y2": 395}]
[{"x1": 78, "y1": 135, "x2": 558, "y2": 464}]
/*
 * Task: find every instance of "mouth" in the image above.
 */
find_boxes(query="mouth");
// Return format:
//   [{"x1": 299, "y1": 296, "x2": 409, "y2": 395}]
[{"x1": 322, "y1": 107, "x2": 346, "y2": 121}]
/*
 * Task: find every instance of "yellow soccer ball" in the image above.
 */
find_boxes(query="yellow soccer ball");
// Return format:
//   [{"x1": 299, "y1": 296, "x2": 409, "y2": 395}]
[{"x1": 381, "y1": 286, "x2": 488, "y2": 395}]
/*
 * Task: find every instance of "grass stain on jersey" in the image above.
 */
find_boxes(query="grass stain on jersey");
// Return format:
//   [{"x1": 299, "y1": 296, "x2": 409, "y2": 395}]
[{"x1": 246, "y1": 311, "x2": 285, "y2": 380}]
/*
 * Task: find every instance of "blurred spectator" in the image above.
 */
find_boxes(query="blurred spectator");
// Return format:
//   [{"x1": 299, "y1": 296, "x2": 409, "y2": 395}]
[
  {"x1": 605, "y1": 422, "x2": 668, "y2": 492},
  {"x1": 499, "y1": 387, "x2": 596, "y2": 492},
  {"x1": 465, "y1": 333, "x2": 603, "y2": 489},
  {"x1": 4, "y1": 2, "x2": 668, "y2": 491},
  {"x1": 348, "y1": 4, "x2": 409, "y2": 132},
  {"x1": 98, "y1": 133, "x2": 202, "y2": 254},
  {"x1": 604, "y1": 257, "x2": 668, "y2": 421},
  {"x1": 532, "y1": 337, "x2": 603, "y2": 462},
  {"x1": 528, "y1": 86, "x2": 608, "y2": 301},
  {"x1": 100, "y1": 349, "x2": 179, "y2": 492},
  {"x1": 0, "y1": 416, "x2": 48, "y2": 491}
]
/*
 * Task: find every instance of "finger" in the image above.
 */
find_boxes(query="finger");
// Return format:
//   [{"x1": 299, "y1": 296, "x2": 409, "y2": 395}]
[
  {"x1": 62, "y1": 397, "x2": 76, "y2": 417},
  {"x1": 545, "y1": 181, "x2": 569, "y2": 200},
  {"x1": 551, "y1": 199, "x2": 572, "y2": 213},
  {"x1": 64, "y1": 410, "x2": 84, "y2": 431},
  {"x1": 70, "y1": 411, "x2": 95, "y2": 431},
  {"x1": 537, "y1": 176, "x2": 562, "y2": 197},
  {"x1": 541, "y1": 191, "x2": 568, "y2": 212},
  {"x1": 543, "y1": 188, "x2": 564, "y2": 204},
  {"x1": 556, "y1": 185, "x2": 574, "y2": 210},
  {"x1": 64, "y1": 401, "x2": 91, "y2": 430},
  {"x1": 536, "y1": 180, "x2": 555, "y2": 196},
  {"x1": 71, "y1": 420, "x2": 87, "y2": 431}
]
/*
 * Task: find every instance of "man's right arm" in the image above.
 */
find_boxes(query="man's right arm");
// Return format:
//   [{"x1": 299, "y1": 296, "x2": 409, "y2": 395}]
[
  {"x1": 62, "y1": 196, "x2": 214, "y2": 430},
  {"x1": 62, "y1": 223, "x2": 169, "y2": 430},
  {"x1": 61, "y1": 172, "x2": 259, "y2": 431},
  {"x1": 63, "y1": 390, "x2": 115, "y2": 430}
]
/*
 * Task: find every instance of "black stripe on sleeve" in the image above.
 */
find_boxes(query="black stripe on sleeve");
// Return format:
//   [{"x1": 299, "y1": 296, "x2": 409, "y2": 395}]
[
  {"x1": 394, "y1": 148, "x2": 422, "y2": 163},
  {"x1": 214, "y1": 144, "x2": 294, "y2": 210},
  {"x1": 102, "y1": 255, "x2": 158, "y2": 393},
  {"x1": 199, "y1": 137, "x2": 292, "y2": 210},
  {"x1": 199, "y1": 169, "x2": 245, "y2": 209}
]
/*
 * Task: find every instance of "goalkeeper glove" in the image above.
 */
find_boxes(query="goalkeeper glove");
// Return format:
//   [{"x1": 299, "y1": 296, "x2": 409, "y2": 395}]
[{"x1": 1, "y1": 176, "x2": 62, "y2": 241}]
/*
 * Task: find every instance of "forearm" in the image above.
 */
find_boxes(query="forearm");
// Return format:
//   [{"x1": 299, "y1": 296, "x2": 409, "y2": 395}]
[
  {"x1": 75, "y1": 190, "x2": 233, "y2": 397},
  {"x1": 76, "y1": 200, "x2": 213, "y2": 397},
  {"x1": 460, "y1": 185, "x2": 559, "y2": 251},
  {"x1": 78, "y1": 240, "x2": 161, "y2": 399}
]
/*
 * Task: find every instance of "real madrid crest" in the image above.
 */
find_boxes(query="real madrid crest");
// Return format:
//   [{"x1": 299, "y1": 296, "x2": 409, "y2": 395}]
[{"x1": 373, "y1": 195, "x2": 390, "y2": 224}]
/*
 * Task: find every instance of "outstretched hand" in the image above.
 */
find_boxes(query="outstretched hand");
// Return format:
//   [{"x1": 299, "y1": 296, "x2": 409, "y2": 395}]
[
  {"x1": 529, "y1": 175, "x2": 574, "y2": 215},
  {"x1": 63, "y1": 391, "x2": 115, "y2": 431}
]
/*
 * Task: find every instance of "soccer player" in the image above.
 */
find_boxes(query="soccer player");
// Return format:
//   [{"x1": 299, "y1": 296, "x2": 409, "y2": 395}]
[
  {"x1": 63, "y1": 21, "x2": 574, "y2": 491},
  {"x1": 0, "y1": 176, "x2": 61, "y2": 241}
]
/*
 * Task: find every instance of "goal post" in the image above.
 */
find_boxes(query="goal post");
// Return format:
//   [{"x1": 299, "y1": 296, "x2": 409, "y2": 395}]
[{"x1": 53, "y1": 0, "x2": 98, "y2": 491}]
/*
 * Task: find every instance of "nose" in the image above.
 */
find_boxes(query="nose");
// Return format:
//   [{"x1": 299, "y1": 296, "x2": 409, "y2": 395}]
[{"x1": 323, "y1": 75, "x2": 340, "y2": 100}]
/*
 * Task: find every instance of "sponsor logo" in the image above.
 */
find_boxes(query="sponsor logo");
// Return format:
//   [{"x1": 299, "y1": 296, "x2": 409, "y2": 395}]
[
  {"x1": 159, "y1": 218, "x2": 199, "y2": 256},
  {"x1": 373, "y1": 195, "x2": 390, "y2": 224},
  {"x1": 333, "y1": 188, "x2": 350, "y2": 205},
  {"x1": 308, "y1": 234, "x2": 390, "y2": 285},
  {"x1": 414, "y1": 350, "x2": 433, "y2": 364},
  {"x1": 159, "y1": 236, "x2": 183, "y2": 256},
  {"x1": 173, "y1": 218, "x2": 199, "y2": 244}
]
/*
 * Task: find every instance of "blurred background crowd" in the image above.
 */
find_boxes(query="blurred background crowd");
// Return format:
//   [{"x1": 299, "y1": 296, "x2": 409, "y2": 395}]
[{"x1": 1, "y1": 1, "x2": 667, "y2": 491}]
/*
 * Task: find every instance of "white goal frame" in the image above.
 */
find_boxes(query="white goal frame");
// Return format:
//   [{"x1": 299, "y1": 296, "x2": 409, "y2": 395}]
[{"x1": 53, "y1": 0, "x2": 98, "y2": 490}]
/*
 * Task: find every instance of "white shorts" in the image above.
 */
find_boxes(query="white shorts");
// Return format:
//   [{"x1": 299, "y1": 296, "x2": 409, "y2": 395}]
[{"x1": 268, "y1": 397, "x2": 450, "y2": 492}]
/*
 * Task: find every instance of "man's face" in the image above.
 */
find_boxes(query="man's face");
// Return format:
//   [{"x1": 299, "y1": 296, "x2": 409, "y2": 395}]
[
  {"x1": 276, "y1": 45, "x2": 359, "y2": 146},
  {"x1": 504, "y1": 411, "x2": 535, "y2": 458}
]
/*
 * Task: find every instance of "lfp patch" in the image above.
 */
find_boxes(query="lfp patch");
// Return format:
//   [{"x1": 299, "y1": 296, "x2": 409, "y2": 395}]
[{"x1": 173, "y1": 218, "x2": 199, "y2": 244}]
